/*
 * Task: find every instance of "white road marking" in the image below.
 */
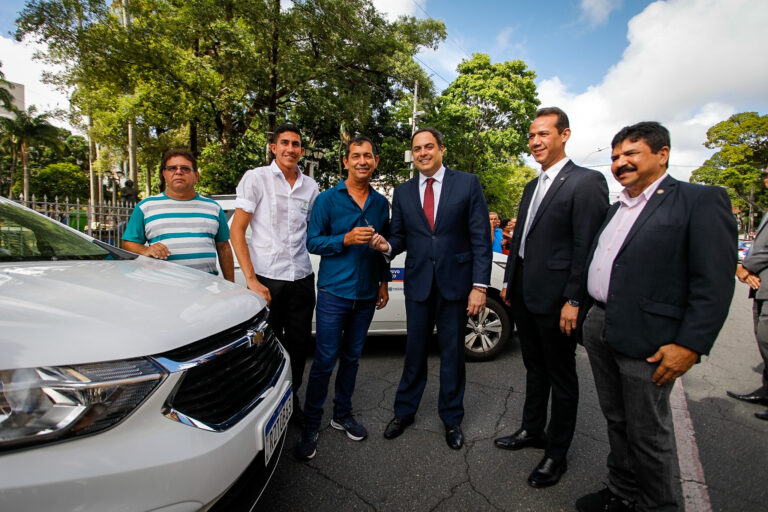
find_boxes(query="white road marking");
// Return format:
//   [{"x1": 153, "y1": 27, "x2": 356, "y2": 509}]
[{"x1": 671, "y1": 378, "x2": 712, "y2": 512}]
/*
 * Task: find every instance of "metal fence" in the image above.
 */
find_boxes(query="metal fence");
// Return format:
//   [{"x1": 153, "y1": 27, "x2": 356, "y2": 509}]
[{"x1": 14, "y1": 195, "x2": 135, "y2": 246}]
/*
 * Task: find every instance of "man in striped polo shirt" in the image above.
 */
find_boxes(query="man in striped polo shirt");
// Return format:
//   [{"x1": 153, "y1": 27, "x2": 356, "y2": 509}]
[{"x1": 121, "y1": 148, "x2": 234, "y2": 281}]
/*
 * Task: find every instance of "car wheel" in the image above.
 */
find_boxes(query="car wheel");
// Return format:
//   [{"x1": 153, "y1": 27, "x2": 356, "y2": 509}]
[{"x1": 464, "y1": 296, "x2": 511, "y2": 361}]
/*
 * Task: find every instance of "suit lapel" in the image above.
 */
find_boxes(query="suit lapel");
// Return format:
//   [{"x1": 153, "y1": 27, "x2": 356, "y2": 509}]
[
  {"x1": 529, "y1": 160, "x2": 573, "y2": 233},
  {"x1": 617, "y1": 175, "x2": 677, "y2": 256},
  {"x1": 407, "y1": 174, "x2": 431, "y2": 232}
]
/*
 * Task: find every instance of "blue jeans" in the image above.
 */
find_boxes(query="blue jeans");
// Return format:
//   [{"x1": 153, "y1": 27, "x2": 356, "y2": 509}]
[{"x1": 303, "y1": 289, "x2": 376, "y2": 430}]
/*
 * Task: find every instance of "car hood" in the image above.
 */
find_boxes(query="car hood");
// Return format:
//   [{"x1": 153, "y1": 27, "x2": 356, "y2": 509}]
[{"x1": 0, "y1": 258, "x2": 266, "y2": 370}]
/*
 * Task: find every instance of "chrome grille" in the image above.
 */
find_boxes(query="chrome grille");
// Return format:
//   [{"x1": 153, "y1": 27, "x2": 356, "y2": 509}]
[{"x1": 154, "y1": 313, "x2": 286, "y2": 431}]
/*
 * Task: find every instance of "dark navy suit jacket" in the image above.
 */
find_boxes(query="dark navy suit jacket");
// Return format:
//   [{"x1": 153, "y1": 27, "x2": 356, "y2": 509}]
[
  {"x1": 504, "y1": 160, "x2": 609, "y2": 315},
  {"x1": 389, "y1": 167, "x2": 491, "y2": 302},
  {"x1": 586, "y1": 176, "x2": 737, "y2": 359}
]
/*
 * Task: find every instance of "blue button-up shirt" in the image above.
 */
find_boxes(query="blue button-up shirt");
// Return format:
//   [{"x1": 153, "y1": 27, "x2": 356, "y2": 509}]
[{"x1": 307, "y1": 181, "x2": 391, "y2": 300}]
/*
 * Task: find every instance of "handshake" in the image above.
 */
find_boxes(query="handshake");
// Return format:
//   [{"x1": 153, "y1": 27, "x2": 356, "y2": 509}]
[{"x1": 343, "y1": 226, "x2": 389, "y2": 253}]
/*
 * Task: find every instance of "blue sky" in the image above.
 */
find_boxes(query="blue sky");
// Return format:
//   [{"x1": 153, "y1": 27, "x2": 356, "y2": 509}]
[{"x1": 2, "y1": 0, "x2": 767, "y2": 191}]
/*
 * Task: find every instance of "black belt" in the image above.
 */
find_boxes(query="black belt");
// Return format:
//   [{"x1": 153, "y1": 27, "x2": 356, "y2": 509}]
[{"x1": 593, "y1": 300, "x2": 607, "y2": 309}]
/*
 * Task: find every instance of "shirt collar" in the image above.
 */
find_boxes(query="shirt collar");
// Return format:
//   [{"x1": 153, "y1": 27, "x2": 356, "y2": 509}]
[
  {"x1": 419, "y1": 165, "x2": 446, "y2": 186},
  {"x1": 270, "y1": 160, "x2": 303, "y2": 186},
  {"x1": 618, "y1": 172, "x2": 668, "y2": 207},
  {"x1": 540, "y1": 157, "x2": 569, "y2": 181}
]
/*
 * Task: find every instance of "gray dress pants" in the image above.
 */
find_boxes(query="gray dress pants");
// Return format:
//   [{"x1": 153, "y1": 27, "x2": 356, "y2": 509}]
[{"x1": 582, "y1": 304, "x2": 678, "y2": 512}]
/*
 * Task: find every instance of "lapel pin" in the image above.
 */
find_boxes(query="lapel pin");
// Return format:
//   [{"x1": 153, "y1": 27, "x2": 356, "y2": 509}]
[{"x1": 657, "y1": 189, "x2": 664, "y2": 194}]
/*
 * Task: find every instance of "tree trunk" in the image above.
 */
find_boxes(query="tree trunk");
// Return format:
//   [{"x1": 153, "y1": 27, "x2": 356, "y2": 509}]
[
  {"x1": 189, "y1": 121, "x2": 198, "y2": 155},
  {"x1": 266, "y1": 0, "x2": 280, "y2": 163},
  {"x1": 21, "y1": 140, "x2": 29, "y2": 202}
]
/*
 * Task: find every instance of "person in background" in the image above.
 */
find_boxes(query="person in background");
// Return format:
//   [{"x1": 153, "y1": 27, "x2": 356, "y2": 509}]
[
  {"x1": 490, "y1": 212, "x2": 504, "y2": 253},
  {"x1": 121, "y1": 148, "x2": 233, "y2": 281},
  {"x1": 730, "y1": 165, "x2": 768, "y2": 422}
]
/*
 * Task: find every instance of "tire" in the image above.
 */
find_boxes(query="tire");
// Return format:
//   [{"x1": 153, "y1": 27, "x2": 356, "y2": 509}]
[{"x1": 464, "y1": 296, "x2": 511, "y2": 361}]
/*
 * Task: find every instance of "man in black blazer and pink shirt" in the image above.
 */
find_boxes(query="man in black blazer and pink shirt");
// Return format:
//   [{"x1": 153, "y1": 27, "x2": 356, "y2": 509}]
[
  {"x1": 576, "y1": 122, "x2": 736, "y2": 512},
  {"x1": 495, "y1": 107, "x2": 609, "y2": 488},
  {"x1": 370, "y1": 128, "x2": 491, "y2": 450}
]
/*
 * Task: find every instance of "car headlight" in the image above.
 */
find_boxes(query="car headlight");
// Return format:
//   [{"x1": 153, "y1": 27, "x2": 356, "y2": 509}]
[{"x1": 0, "y1": 358, "x2": 166, "y2": 452}]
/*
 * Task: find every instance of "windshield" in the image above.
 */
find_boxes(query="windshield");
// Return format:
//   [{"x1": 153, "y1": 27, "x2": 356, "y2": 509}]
[{"x1": 0, "y1": 202, "x2": 132, "y2": 262}]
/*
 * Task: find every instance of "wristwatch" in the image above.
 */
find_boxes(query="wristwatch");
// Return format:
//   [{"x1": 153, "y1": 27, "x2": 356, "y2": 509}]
[{"x1": 567, "y1": 299, "x2": 580, "y2": 307}]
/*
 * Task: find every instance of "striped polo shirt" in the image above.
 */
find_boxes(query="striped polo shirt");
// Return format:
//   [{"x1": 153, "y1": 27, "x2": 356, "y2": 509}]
[{"x1": 122, "y1": 193, "x2": 229, "y2": 275}]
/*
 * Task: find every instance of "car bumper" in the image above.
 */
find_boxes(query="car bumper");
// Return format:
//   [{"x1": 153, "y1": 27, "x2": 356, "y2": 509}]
[{"x1": 0, "y1": 359, "x2": 292, "y2": 512}]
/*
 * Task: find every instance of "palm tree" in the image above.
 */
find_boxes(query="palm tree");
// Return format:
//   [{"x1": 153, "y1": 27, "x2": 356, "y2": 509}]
[
  {"x1": 0, "y1": 117, "x2": 20, "y2": 198},
  {"x1": 0, "y1": 63, "x2": 14, "y2": 111},
  {"x1": 2, "y1": 106, "x2": 61, "y2": 200}
]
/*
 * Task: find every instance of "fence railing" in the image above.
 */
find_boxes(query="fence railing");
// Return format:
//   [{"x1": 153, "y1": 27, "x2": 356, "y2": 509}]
[{"x1": 14, "y1": 195, "x2": 135, "y2": 246}]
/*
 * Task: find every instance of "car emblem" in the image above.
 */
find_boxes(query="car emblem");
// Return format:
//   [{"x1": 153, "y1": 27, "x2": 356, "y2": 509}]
[{"x1": 245, "y1": 329, "x2": 264, "y2": 348}]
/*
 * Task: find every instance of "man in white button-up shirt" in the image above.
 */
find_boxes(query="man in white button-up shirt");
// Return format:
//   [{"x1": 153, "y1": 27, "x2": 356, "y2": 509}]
[{"x1": 230, "y1": 123, "x2": 319, "y2": 421}]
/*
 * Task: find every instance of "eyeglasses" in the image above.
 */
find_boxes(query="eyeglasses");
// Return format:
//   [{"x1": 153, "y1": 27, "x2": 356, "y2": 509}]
[{"x1": 164, "y1": 165, "x2": 194, "y2": 174}]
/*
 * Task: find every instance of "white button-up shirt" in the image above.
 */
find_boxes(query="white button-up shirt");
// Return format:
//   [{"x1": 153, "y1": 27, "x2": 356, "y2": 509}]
[{"x1": 234, "y1": 161, "x2": 319, "y2": 281}]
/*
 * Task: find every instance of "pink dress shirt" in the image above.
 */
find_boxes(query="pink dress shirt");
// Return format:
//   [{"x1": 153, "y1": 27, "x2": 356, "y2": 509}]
[{"x1": 587, "y1": 173, "x2": 668, "y2": 303}]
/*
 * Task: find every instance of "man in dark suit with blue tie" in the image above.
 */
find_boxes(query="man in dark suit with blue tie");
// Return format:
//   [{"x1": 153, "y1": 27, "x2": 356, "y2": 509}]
[
  {"x1": 370, "y1": 127, "x2": 492, "y2": 449},
  {"x1": 577, "y1": 122, "x2": 736, "y2": 512},
  {"x1": 495, "y1": 107, "x2": 609, "y2": 488}
]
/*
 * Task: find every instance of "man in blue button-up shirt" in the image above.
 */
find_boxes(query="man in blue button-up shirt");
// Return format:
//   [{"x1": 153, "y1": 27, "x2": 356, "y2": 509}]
[{"x1": 296, "y1": 136, "x2": 391, "y2": 461}]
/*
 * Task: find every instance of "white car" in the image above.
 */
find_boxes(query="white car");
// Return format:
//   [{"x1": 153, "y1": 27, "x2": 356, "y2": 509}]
[
  {"x1": 0, "y1": 197, "x2": 291, "y2": 512},
  {"x1": 212, "y1": 194, "x2": 513, "y2": 361}
]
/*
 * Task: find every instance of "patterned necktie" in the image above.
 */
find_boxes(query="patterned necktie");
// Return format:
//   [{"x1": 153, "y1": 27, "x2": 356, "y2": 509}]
[{"x1": 423, "y1": 177, "x2": 435, "y2": 230}]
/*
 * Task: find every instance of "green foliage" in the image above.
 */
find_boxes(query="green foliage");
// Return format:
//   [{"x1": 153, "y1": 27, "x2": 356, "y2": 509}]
[
  {"x1": 197, "y1": 129, "x2": 269, "y2": 194},
  {"x1": 690, "y1": 112, "x2": 768, "y2": 229},
  {"x1": 423, "y1": 53, "x2": 539, "y2": 217},
  {"x1": 16, "y1": 0, "x2": 446, "y2": 190},
  {"x1": 19, "y1": 162, "x2": 89, "y2": 200}
]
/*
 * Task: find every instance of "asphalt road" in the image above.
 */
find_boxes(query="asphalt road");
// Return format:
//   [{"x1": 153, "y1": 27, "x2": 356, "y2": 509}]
[{"x1": 258, "y1": 280, "x2": 768, "y2": 512}]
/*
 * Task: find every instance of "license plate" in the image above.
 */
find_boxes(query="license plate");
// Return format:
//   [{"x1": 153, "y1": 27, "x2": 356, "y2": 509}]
[{"x1": 264, "y1": 387, "x2": 292, "y2": 466}]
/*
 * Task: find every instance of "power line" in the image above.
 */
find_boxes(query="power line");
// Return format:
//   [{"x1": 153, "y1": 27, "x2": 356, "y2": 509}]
[{"x1": 413, "y1": 56, "x2": 452, "y2": 86}]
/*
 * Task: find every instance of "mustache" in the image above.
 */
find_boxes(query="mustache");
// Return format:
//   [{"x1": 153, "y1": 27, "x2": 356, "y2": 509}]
[{"x1": 615, "y1": 165, "x2": 637, "y2": 177}]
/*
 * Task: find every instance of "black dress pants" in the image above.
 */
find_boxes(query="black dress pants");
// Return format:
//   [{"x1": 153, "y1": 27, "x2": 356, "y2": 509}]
[
  {"x1": 510, "y1": 257, "x2": 578, "y2": 461},
  {"x1": 257, "y1": 273, "x2": 316, "y2": 394}
]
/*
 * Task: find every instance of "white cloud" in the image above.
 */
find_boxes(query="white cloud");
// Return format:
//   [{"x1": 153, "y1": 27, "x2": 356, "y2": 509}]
[
  {"x1": 538, "y1": 0, "x2": 767, "y2": 189},
  {"x1": 580, "y1": 0, "x2": 621, "y2": 27},
  {"x1": 496, "y1": 26, "x2": 516, "y2": 50},
  {"x1": 0, "y1": 36, "x2": 73, "y2": 130},
  {"x1": 372, "y1": 0, "x2": 420, "y2": 20}
]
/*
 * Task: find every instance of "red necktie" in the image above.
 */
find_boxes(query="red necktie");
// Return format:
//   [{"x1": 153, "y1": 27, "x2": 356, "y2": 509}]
[{"x1": 423, "y1": 177, "x2": 435, "y2": 230}]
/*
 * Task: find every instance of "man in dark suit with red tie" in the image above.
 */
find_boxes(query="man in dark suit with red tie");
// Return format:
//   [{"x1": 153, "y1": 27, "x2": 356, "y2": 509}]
[
  {"x1": 370, "y1": 127, "x2": 492, "y2": 449},
  {"x1": 495, "y1": 107, "x2": 609, "y2": 488}
]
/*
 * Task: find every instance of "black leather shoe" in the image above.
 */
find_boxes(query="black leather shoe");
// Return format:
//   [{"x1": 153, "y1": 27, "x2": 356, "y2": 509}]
[
  {"x1": 527, "y1": 456, "x2": 567, "y2": 488},
  {"x1": 445, "y1": 424, "x2": 464, "y2": 450},
  {"x1": 494, "y1": 428, "x2": 546, "y2": 450},
  {"x1": 756, "y1": 409, "x2": 768, "y2": 421},
  {"x1": 726, "y1": 390, "x2": 768, "y2": 406},
  {"x1": 383, "y1": 415, "x2": 414, "y2": 439}
]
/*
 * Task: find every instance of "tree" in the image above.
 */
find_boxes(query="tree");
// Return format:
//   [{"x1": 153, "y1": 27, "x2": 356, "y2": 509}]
[
  {"x1": 28, "y1": 162, "x2": 89, "y2": 200},
  {"x1": 16, "y1": 0, "x2": 446, "y2": 193},
  {"x1": 0, "y1": 62, "x2": 14, "y2": 111},
  {"x1": 424, "y1": 53, "x2": 540, "y2": 216},
  {"x1": 1, "y1": 106, "x2": 63, "y2": 200},
  {"x1": 690, "y1": 112, "x2": 768, "y2": 229}
]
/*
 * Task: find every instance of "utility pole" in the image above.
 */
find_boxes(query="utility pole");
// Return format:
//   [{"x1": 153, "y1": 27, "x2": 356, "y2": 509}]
[
  {"x1": 406, "y1": 81, "x2": 425, "y2": 179},
  {"x1": 122, "y1": 0, "x2": 138, "y2": 187}
]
